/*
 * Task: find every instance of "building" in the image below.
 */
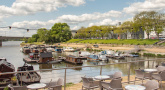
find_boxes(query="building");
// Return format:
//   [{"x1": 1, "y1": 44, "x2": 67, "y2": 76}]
[{"x1": 38, "y1": 52, "x2": 53, "y2": 63}]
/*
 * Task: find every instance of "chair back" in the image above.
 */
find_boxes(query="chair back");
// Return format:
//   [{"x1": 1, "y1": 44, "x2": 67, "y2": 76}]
[
  {"x1": 57, "y1": 78, "x2": 63, "y2": 85},
  {"x1": 157, "y1": 66, "x2": 165, "y2": 72},
  {"x1": 113, "y1": 71, "x2": 122, "y2": 79},
  {"x1": 109, "y1": 78, "x2": 122, "y2": 89},
  {"x1": 160, "y1": 71, "x2": 165, "y2": 80},
  {"x1": 81, "y1": 77, "x2": 91, "y2": 87},
  {"x1": 135, "y1": 69, "x2": 144, "y2": 78},
  {"x1": 145, "y1": 80, "x2": 159, "y2": 90}
]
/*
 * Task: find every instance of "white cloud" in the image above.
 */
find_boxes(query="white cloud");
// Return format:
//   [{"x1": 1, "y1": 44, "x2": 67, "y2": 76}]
[
  {"x1": 11, "y1": 10, "x2": 122, "y2": 29},
  {"x1": 50, "y1": 10, "x2": 122, "y2": 24},
  {"x1": 0, "y1": 0, "x2": 86, "y2": 20},
  {"x1": 89, "y1": 19, "x2": 120, "y2": 27},
  {"x1": 71, "y1": 26, "x2": 79, "y2": 30},
  {"x1": 123, "y1": 0, "x2": 165, "y2": 14}
]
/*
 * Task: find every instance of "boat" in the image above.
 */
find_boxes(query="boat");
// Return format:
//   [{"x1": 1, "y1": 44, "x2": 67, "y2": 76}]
[
  {"x1": 0, "y1": 58, "x2": 7, "y2": 61},
  {"x1": 47, "y1": 60, "x2": 62, "y2": 64},
  {"x1": 87, "y1": 54, "x2": 100, "y2": 61},
  {"x1": 46, "y1": 47, "x2": 55, "y2": 52},
  {"x1": 21, "y1": 46, "x2": 31, "y2": 54},
  {"x1": 63, "y1": 47, "x2": 75, "y2": 52},
  {"x1": 37, "y1": 52, "x2": 54, "y2": 64},
  {"x1": 98, "y1": 54, "x2": 108, "y2": 61},
  {"x1": 0, "y1": 60, "x2": 15, "y2": 79},
  {"x1": 17, "y1": 64, "x2": 41, "y2": 85},
  {"x1": 55, "y1": 48, "x2": 62, "y2": 53},
  {"x1": 65, "y1": 55, "x2": 83, "y2": 64},
  {"x1": 23, "y1": 53, "x2": 39, "y2": 63}
]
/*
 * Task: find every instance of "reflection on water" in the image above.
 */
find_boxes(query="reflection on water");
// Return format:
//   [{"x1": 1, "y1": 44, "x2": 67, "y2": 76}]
[{"x1": 0, "y1": 41, "x2": 165, "y2": 83}]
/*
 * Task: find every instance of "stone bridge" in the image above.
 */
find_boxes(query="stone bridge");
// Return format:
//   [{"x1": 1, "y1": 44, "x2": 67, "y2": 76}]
[{"x1": 0, "y1": 36, "x2": 30, "y2": 46}]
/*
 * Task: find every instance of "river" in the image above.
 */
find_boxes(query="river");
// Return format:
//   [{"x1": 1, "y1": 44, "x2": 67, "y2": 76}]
[{"x1": 0, "y1": 41, "x2": 164, "y2": 83}]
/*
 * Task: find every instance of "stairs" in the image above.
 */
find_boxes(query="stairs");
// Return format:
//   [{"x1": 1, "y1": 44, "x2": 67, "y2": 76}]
[{"x1": 153, "y1": 39, "x2": 165, "y2": 45}]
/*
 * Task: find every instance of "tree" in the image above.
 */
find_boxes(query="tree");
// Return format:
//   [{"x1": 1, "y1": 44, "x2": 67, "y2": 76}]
[
  {"x1": 50, "y1": 23, "x2": 72, "y2": 43},
  {"x1": 32, "y1": 34, "x2": 39, "y2": 42},
  {"x1": 134, "y1": 11, "x2": 164, "y2": 39}
]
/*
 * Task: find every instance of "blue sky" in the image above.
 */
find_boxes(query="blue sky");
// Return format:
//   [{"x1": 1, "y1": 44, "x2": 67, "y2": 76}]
[{"x1": 0, "y1": 0, "x2": 164, "y2": 36}]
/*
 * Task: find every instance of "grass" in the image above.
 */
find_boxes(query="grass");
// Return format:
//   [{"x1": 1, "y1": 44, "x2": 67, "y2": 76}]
[
  {"x1": 64, "y1": 82, "x2": 75, "y2": 87},
  {"x1": 20, "y1": 42, "x2": 44, "y2": 46},
  {"x1": 66, "y1": 39, "x2": 159, "y2": 45}
]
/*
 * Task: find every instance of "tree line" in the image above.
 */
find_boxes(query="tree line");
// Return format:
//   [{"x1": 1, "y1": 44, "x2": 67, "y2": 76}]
[
  {"x1": 25, "y1": 23, "x2": 72, "y2": 44},
  {"x1": 74, "y1": 11, "x2": 165, "y2": 39}
]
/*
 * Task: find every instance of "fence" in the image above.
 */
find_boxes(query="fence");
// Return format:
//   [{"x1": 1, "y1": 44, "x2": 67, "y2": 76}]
[{"x1": 0, "y1": 58, "x2": 165, "y2": 89}]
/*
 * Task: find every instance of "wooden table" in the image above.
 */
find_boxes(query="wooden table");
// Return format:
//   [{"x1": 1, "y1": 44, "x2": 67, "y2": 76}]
[
  {"x1": 27, "y1": 83, "x2": 46, "y2": 90},
  {"x1": 125, "y1": 85, "x2": 146, "y2": 90}
]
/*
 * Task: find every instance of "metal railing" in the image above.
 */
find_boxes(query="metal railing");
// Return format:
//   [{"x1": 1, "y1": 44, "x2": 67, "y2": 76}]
[{"x1": 0, "y1": 58, "x2": 165, "y2": 89}]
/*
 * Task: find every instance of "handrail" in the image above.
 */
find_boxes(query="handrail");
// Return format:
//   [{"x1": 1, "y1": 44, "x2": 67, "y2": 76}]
[{"x1": 0, "y1": 58, "x2": 164, "y2": 75}]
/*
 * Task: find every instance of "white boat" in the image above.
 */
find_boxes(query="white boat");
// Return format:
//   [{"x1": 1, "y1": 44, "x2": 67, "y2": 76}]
[
  {"x1": 98, "y1": 54, "x2": 108, "y2": 61},
  {"x1": 46, "y1": 48, "x2": 55, "y2": 52},
  {"x1": 63, "y1": 47, "x2": 75, "y2": 52}
]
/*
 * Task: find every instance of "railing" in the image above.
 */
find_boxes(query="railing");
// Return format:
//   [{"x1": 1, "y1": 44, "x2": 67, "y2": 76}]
[{"x1": 0, "y1": 58, "x2": 165, "y2": 89}]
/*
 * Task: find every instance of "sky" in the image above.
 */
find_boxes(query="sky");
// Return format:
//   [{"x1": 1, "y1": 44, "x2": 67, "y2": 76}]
[{"x1": 0, "y1": 0, "x2": 164, "y2": 37}]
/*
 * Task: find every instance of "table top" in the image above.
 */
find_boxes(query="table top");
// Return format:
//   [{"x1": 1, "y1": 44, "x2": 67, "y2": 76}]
[
  {"x1": 144, "y1": 69, "x2": 157, "y2": 72},
  {"x1": 125, "y1": 85, "x2": 146, "y2": 90},
  {"x1": 94, "y1": 75, "x2": 109, "y2": 80},
  {"x1": 27, "y1": 83, "x2": 46, "y2": 89}
]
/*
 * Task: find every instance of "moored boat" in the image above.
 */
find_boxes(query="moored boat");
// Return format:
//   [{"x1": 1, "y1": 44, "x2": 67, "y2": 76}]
[
  {"x1": 17, "y1": 64, "x2": 41, "y2": 85},
  {"x1": 65, "y1": 55, "x2": 83, "y2": 64}
]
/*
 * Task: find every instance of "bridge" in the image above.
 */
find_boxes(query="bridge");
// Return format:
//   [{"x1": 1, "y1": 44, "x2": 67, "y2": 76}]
[{"x1": 0, "y1": 36, "x2": 30, "y2": 46}]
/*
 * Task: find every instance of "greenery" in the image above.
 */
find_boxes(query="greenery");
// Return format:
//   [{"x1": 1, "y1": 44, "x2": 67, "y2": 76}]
[
  {"x1": 26, "y1": 23, "x2": 72, "y2": 44},
  {"x1": 67, "y1": 39, "x2": 159, "y2": 45},
  {"x1": 157, "y1": 54, "x2": 165, "y2": 58},
  {"x1": 4, "y1": 87, "x2": 8, "y2": 90},
  {"x1": 143, "y1": 53, "x2": 156, "y2": 57},
  {"x1": 74, "y1": 11, "x2": 165, "y2": 39},
  {"x1": 64, "y1": 82, "x2": 75, "y2": 87}
]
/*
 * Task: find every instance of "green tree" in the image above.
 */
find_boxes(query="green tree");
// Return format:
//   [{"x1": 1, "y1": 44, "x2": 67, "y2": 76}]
[
  {"x1": 50, "y1": 23, "x2": 72, "y2": 43},
  {"x1": 32, "y1": 34, "x2": 39, "y2": 42}
]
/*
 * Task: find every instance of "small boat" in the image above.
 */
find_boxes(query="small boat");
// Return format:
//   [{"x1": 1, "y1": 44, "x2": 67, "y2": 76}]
[
  {"x1": 22, "y1": 46, "x2": 31, "y2": 54},
  {"x1": 98, "y1": 54, "x2": 108, "y2": 61},
  {"x1": 0, "y1": 57, "x2": 7, "y2": 61},
  {"x1": 63, "y1": 47, "x2": 75, "y2": 52},
  {"x1": 17, "y1": 64, "x2": 41, "y2": 85},
  {"x1": 65, "y1": 55, "x2": 83, "y2": 64},
  {"x1": 55, "y1": 48, "x2": 62, "y2": 53},
  {"x1": 47, "y1": 60, "x2": 62, "y2": 64},
  {"x1": 23, "y1": 53, "x2": 39, "y2": 63},
  {"x1": 87, "y1": 54, "x2": 100, "y2": 61}
]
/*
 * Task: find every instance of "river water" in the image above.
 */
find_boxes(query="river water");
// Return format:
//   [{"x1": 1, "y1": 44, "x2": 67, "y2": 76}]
[{"x1": 0, "y1": 41, "x2": 164, "y2": 83}]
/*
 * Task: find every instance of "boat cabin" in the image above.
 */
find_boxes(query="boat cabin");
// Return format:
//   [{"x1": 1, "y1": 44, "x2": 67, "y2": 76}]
[
  {"x1": 55, "y1": 48, "x2": 62, "y2": 53},
  {"x1": 29, "y1": 53, "x2": 39, "y2": 60},
  {"x1": 87, "y1": 55, "x2": 100, "y2": 61},
  {"x1": 0, "y1": 60, "x2": 15, "y2": 79},
  {"x1": 38, "y1": 52, "x2": 53, "y2": 63},
  {"x1": 0, "y1": 58, "x2": 6, "y2": 61},
  {"x1": 66, "y1": 55, "x2": 83, "y2": 64},
  {"x1": 32, "y1": 49, "x2": 39, "y2": 53}
]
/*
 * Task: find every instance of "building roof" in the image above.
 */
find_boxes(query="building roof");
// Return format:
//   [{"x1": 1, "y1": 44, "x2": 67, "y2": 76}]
[
  {"x1": 0, "y1": 60, "x2": 15, "y2": 70},
  {"x1": 40, "y1": 52, "x2": 53, "y2": 58}
]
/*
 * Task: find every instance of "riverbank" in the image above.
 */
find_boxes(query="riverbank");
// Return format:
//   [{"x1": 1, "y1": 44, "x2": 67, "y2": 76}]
[{"x1": 60, "y1": 43, "x2": 165, "y2": 53}]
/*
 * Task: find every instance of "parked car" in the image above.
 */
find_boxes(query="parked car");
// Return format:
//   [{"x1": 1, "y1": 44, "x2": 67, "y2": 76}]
[
  {"x1": 17, "y1": 64, "x2": 41, "y2": 85},
  {"x1": 93, "y1": 44, "x2": 99, "y2": 48}
]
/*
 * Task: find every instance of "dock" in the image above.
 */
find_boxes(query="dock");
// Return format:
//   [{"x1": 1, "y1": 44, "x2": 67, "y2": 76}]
[{"x1": 23, "y1": 58, "x2": 38, "y2": 63}]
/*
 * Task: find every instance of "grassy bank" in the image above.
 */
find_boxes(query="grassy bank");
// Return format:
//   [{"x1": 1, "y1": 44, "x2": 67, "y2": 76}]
[
  {"x1": 66, "y1": 39, "x2": 159, "y2": 45},
  {"x1": 20, "y1": 42, "x2": 44, "y2": 46}
]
